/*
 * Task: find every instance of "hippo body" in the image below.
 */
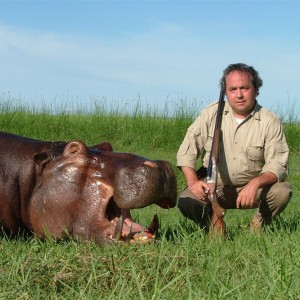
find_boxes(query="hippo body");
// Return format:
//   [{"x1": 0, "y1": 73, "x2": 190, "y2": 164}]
[{"x1": 0, "y1": 131, "x2": 177, "y2": 245}]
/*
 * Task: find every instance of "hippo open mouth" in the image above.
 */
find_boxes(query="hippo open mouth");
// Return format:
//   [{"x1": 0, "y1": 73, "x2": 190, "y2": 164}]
[
  {"x1": 89, "y1": 145, "x2": 177, "y2": 244},
  {"x1": 111, "y1": 214, "x2": 159, "y2": 244}
]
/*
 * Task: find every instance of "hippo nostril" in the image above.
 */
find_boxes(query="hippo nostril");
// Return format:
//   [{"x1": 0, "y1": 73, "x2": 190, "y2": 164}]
[{"x1": 143, "y1": 161, "x2": 158, "y2": 168}]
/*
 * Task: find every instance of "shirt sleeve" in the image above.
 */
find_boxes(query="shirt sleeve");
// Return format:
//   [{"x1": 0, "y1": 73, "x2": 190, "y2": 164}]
[
  {"x1": 176, "y1": 129, "x2": 199, "y2": 169},
  {"x1": 177, "y1": 107, "x2": 214, "y2": 169},
  {"x1": 260, "y1": 118, "x2": 289, "y2": 182}
]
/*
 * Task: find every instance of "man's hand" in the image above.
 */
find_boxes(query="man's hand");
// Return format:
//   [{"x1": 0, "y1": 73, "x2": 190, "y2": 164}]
[
  {"x1": 236, "y1": 181, "x2": 259, "y2": 208},
  {"x1": 236, "y1": 172, "x2": 278, "y2": 208},
  {"x1": 181, "y1": 166, "x2": 210, "y2": 201},
  {"x1": 189, "y1": 180, "x2": 210, "y2": 201}
]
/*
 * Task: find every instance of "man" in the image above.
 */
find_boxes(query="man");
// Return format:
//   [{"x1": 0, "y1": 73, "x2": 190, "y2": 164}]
[{"x1": 177, "y1": 63, "x2": 292, "y2": 231}]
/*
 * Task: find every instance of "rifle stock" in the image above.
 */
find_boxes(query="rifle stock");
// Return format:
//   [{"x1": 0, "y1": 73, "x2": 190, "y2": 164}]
[{"x1": 206, "y1": 89, "x2": 226, "y2": 237}]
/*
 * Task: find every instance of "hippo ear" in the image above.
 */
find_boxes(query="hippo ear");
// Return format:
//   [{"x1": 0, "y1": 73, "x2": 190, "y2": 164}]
[
  {"x1": 63, "y1": 140, "x2": 88, "y2": 157},
  {"x1": 33, "y1": 152, "x2": 51, "y2": 166},
  {"x1": 91, "y1": 141, "x2": 113, "y2": 152}
]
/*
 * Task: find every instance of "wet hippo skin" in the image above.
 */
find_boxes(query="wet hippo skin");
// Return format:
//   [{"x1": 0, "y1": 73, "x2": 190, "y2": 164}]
[{"x1": 0, "y1": 131, "x2": 177, "y2": 245}]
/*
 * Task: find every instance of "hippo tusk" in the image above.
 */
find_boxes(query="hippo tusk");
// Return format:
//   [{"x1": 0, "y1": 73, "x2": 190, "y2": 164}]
[
  {"x1": 112, "y1": 215, "x2": 124, "y2": 241},
  {"x1": 145, "y1": 214, "x2": 159, "y2": 234}
]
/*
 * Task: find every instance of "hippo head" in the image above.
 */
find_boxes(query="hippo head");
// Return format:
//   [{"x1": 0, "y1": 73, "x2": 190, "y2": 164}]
[{"x1": 30, "y1": 140, "x2": 177, "y2": 245}]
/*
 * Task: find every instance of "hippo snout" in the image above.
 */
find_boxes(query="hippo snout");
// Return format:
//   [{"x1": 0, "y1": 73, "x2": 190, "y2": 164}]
[{"x1": 113, "y1": 160, "x2": 177, "y2": 209}]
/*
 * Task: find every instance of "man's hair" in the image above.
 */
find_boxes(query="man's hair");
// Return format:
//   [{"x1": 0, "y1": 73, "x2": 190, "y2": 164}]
[{"x1": 220, "y1": 63, "x2": 263, "y2": 94}]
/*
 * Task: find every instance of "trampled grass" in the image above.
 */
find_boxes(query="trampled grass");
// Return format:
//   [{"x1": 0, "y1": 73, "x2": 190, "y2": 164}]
[{"x1": 0, "y1": 99, "x2": 300, "y2": 299}]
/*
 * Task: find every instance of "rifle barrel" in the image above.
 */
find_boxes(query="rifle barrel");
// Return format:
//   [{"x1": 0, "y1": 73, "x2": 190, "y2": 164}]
[{"x1": 207, "y1": 89, "x2": 225, "y2": 179}]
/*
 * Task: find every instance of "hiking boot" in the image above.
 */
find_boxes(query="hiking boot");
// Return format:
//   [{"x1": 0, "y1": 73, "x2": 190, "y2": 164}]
[{"x1": 250, "y1": 213, "x2": 264, "y2": 232}]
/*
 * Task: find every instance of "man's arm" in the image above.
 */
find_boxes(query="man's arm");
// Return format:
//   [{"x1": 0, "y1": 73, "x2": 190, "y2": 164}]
[
  {"x1": 236, "y1": 172, "x2": 278, "y2": 208},
  {"x1": 181, "y1": 166, "x2": 210, "y2": 201}
]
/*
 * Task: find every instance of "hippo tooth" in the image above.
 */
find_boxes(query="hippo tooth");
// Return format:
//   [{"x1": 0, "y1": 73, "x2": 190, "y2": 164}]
[{"x1": 112, "y1": 215, "x2": 124, "y2": 241}]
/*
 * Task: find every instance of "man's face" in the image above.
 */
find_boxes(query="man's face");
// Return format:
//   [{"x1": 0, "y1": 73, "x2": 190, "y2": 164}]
[{"x1": 225, "y1": 70, "x2": 258, "y2": 118}]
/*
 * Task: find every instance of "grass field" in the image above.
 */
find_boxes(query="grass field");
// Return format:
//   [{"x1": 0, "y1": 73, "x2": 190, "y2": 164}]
[{"x1": 0, "y1": 100, "x2": 300, "y2": 299}]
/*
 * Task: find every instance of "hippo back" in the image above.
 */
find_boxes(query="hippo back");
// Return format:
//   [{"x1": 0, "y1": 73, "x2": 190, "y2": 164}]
[{"x1": 0, "y1": 131, "x2": 66, "y2": 234}]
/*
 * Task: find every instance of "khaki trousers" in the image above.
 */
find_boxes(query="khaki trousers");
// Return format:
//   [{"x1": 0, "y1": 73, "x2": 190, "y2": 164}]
[{"x1": 178, "y1": 181, "x2": 292, "y2": 229}]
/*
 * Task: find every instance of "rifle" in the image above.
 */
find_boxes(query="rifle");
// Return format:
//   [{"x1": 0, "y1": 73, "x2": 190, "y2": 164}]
[{"x1": 206, "y1": 88, "x2": 226, "y2": 237}]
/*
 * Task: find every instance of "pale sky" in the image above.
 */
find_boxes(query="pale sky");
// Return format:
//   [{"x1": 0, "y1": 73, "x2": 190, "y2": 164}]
[{"x1": 0, "y1": 0, "x2": 300, "y2": 115}]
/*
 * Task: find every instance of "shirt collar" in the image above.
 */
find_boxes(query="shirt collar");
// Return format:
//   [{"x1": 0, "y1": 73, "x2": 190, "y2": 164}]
[{"x1": 224, "y1": 100, "x2": 260, "y2": 120}]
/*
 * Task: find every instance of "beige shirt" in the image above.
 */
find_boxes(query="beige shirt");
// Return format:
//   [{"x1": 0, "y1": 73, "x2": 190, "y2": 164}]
[{"x1": 177, "y1": 100, "x2": 289, "y2": 186}]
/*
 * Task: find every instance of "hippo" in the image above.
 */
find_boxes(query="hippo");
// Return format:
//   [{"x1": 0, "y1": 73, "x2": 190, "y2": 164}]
[{"x1": 0, "y1": 131, "x2": 177, "y2": 245}]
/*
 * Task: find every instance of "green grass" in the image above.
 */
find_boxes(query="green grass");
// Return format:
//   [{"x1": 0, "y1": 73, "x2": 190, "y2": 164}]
[{"x1": 0, "y1": 100, "x2": 300, "y2": 299}]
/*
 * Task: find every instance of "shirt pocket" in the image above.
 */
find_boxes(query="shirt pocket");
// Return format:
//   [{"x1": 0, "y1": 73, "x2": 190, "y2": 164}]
[{"x1": 246, "y1": 146, "x2": 265, "y2": 170}]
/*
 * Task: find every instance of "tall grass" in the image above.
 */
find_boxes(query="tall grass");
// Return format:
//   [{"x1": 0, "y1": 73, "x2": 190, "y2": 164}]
[
  {"x1": 0, "y1": 98, "x2": 300, "y2": 299},
  {"x1": 273, "y1": 99, "x2": 300, "y2": 153}
]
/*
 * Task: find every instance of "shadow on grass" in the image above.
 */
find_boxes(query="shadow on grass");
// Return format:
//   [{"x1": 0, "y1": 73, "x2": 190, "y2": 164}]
[
  {"x1": 157, "y1": 218, "x2": 208, "y2": 243},
  {"x1": 158, "y1": 214, "x2": 300, "y2": 243},
  {"x1": 0, "y1": 227, "x2": 33, "y2": 241},
  {"x1": 0, "y1": 227, "x2": 78, "y2": 247}
]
